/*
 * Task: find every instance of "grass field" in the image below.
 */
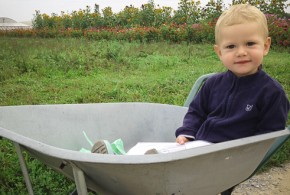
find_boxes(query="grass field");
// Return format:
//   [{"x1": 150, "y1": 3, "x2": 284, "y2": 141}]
[{"x1": 0, "y1": 37, "x2": 289, "y2": 194}]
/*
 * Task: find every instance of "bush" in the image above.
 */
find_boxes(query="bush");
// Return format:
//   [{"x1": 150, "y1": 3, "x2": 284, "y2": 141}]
[
  {"x1": 267, "y1": 14, "x2": 290, "y2": 47},
  {"x1": 1, "y1": 0, "x2": 289, "y2": 47}
]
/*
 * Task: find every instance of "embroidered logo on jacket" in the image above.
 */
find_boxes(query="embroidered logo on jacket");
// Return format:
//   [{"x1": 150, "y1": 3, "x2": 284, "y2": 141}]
[{"x1": 245, "y1": 104, "x2": 253, "y2": 112}]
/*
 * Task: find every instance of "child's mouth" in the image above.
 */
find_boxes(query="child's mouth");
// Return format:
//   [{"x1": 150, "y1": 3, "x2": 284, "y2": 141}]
[{"x1": 235, "y1": 60, "x2": 251, "y2": 64}]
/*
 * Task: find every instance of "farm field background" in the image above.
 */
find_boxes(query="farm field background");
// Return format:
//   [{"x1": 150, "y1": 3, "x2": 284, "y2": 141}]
[
  {"x1": 1, "y1": 0, "x2": 289, "y2": 48},
  {"x1": 0, "y1": 37, "x2": 289, "y2": 194}
]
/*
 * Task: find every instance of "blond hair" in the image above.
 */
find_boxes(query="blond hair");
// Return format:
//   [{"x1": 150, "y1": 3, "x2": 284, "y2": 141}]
[{"x1": 215, "y1": 4, "x2": 268, "y2": 44}]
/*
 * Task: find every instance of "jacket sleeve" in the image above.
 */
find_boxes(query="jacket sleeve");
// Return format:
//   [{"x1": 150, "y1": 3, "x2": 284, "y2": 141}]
[
  {"x1": 175, "y1": 81, "x2": 210, "y2": 138},
  {"x1": 255, "y1": 88, "x2": 289, "y2": 135}
]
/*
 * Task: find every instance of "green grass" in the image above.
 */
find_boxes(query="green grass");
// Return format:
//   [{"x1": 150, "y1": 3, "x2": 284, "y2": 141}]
[{"x1": 0, "y1": 37, "x2": 289, "y2": 194}]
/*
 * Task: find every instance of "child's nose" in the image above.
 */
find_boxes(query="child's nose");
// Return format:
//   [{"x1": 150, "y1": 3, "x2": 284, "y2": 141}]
[{"x1": 236, "y1": 46, "x2": 247, "y2": 56}]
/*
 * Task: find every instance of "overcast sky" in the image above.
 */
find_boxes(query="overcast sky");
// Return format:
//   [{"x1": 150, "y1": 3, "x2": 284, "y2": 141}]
[{"x1": 0, "y1": 0, "x2": 289, "y2": 22}]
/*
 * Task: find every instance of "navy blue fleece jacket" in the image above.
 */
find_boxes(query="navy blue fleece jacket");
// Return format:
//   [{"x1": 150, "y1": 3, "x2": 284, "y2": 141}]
[{"x1": 175, "y1": 68, "x2": 289, "y2": 143}]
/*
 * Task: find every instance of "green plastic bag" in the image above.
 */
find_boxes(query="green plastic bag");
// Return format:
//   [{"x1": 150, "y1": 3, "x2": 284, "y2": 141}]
[
  {"x1": 79, "y1": 131, "x2": 94, "y2": 153},
  {"x1": 111, "y1": 139, "x2": 126, "y2": 155},
  {"x1": 80, "y1": 131, "x2": 126, "y2": 155}
]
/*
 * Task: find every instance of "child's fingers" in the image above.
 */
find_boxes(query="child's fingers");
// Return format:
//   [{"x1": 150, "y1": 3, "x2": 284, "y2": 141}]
[{"x1": 176, "y1": 136, "x2": 189, "y2": 145}]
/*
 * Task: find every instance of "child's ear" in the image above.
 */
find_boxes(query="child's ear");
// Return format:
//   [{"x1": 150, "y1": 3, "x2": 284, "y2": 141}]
[
  {"x1": 263, "y1": 37, "x2": 271, "y2": 56},
  {"x1": 214, "y1": 45, "x2": 222, "y2": 58}
]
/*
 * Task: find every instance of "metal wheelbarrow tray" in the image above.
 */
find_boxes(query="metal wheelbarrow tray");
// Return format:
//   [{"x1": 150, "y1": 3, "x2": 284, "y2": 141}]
[{"x1": 0, "y1": 103, "x2": 289, "y2": 195}]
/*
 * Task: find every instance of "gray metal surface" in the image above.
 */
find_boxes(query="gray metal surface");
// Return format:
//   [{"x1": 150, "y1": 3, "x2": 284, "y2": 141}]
[{"x1": 0, "y1": 103, "x2": 289, "y2": 194}]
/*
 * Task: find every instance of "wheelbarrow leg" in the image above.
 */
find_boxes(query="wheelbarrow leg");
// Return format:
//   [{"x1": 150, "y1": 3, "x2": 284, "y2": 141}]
[
  {"x1": 14, "y1": 142, "x2": 34, "y2": 195},
  {"x1": 220, "y1": 186, "x2": 235, "y2": 195},
  {"x1": 71, "y1": 163, "x2": 88, "y2": 195}
]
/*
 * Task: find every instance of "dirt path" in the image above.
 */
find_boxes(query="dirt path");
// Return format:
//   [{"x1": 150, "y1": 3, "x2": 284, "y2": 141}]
[{"x1": 233, "y1": 162, "x2": 290, "y2": 195}]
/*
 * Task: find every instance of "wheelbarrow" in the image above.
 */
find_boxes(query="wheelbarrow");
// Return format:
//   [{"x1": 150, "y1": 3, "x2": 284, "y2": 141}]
[{"x1": 0, "y1": 73, "x2": 289, "y2": 195}]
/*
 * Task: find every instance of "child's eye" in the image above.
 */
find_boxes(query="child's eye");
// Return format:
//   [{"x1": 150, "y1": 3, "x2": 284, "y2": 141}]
[
  {"x1": 226, "y1": 45, "x2": 235, "y2": 49},
  {"x1": 247, "y1": 42, "x2": 256, "y2": 46}
]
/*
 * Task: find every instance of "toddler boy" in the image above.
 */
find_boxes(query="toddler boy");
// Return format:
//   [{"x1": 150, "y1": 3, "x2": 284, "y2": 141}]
[{"x1": 176, "y1": 4, "x2": 289, "y2": 145}]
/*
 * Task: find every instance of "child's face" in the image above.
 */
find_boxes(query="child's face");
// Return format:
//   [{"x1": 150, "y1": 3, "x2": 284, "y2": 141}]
[{"x1": 214, "y1": 22, "x2": 271, "y2": 77}]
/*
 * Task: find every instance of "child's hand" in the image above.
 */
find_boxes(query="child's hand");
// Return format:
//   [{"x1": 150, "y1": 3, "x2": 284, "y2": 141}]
[{"x1": 176, "y1": 136, "x2": 189, "y2": 145}]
